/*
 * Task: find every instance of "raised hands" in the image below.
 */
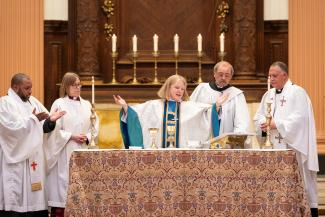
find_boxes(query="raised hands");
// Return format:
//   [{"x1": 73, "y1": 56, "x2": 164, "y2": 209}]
[
  {"x1": 33, "y1": 108, "x2": 49, "y2": 121},
  {"x1": 113, "y1": 95, "x2": 128, "y2": 112},
  {"x1": 49, "y1": 108, "x2": 66, "y2": 122}
]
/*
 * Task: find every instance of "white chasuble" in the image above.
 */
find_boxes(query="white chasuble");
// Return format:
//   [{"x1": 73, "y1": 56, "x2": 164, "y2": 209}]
[
  {"x1": 120, "y1": 99, "x2": 218, "y2": 149},
  {"x1": 254, "y1": 80, "x2": 319, "y2": 208},
  {"x1": 190, "y1": 83, "x2": 251, "y2": 135},
  {"x1": 0, "y1": 88, "x2": 48, "y2": 212},
  {"x1": 46, "y1": 97, "x2": 98, "y2": 207}
]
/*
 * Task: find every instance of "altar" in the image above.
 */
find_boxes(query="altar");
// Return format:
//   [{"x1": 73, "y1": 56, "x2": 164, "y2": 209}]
[{"x1": 65, "y1": 149, "x2": 310, "y2": 217}]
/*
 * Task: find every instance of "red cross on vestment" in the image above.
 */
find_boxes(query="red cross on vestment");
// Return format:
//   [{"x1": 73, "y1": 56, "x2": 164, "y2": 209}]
[
  {"x1": 31, "y1": 161, "x2": 38, "y2": 171},
  {"x1": 280, "y1": 96, "x2": 286, "y2": 106},
  {"x1": 275, "y1": 133, "x2": 283, "y2": 143}
]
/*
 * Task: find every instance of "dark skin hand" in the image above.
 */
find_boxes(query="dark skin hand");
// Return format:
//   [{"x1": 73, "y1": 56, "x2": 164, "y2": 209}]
[{"x1": 32, "y1": 108, "x2": 49, "y2": 121}]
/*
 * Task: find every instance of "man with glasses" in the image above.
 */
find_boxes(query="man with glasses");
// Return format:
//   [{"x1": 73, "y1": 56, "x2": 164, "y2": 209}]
[{"x1": 190, "y1": 61, "x2": 251, "y2": 139}]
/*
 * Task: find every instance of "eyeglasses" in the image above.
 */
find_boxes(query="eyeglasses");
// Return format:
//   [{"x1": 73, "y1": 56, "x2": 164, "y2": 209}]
[{"x1": 71, "y1": 83, "x2": 82, "y2": 88}]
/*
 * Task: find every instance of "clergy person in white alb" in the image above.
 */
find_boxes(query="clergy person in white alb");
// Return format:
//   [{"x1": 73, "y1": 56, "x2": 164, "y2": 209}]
[
  {"x1": 253, "y1": 62, "x2": 319, "y2": 217},
  {"x1": 0, "y1": 73, "x2": 66, "y2": 217},
  {"x1": 46, "y1": 72, "x2": 99, "y2": 217},
  {"x1": 190, "y1": 61, "x2": 251, "y2": 138},
  {"x1": 114, "y1": 75, "x2": 220, "y2": 149}
]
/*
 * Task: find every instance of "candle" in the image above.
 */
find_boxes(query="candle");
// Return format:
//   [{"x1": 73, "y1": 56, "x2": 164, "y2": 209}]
[
  {"x1": 197, "y1": 34, "x2": 202, "y2": 53},
  {"x1": 91, "y1": 76, "x2": 95, "y2": 104},
  {"x1": 220, "y1": 33, "x2": 225, "y2": 52},
  {"x1": 132, "y1": 35, "x2": 137, "y2": 53},
  {"x1": 153, "y1": 34, "x2": 158, "y2": 52},
  {"x1": 174, "y1": 34, "x2": 179, "y2": 53},
  {"x1": 112, "y1": 34, "x2": 117, "y2": 53},
  {"x1": 267, "y1": 75, "x2": 271, "y2": 102}
]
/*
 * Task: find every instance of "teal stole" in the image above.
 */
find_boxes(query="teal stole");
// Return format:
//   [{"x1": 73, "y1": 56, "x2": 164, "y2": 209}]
[{"x1": 162, "y1": 100, "x2": 180, "y2": 148}]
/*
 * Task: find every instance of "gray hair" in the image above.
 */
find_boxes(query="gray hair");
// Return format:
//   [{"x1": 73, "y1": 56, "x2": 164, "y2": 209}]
[
  {"x1": 213, "y1": 61, "x2": 234, "y2": 75},
  {"x1": 270, "y1": 61, "x2": 288, "y2": 74}
]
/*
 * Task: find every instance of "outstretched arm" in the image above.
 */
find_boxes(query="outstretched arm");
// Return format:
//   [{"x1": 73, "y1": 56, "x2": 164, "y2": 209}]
[{"x1": 113, "y1": 95, "x2": 128, "y2": 113}]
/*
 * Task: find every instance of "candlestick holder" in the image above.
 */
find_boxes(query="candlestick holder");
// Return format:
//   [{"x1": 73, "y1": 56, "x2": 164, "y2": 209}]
[
  {"x1": 174, "y1": 52, "x2": 179, "y2": 75},
  {"x1": 132, "y1": 52, "x2": 139, "y2": 84},
  {"x1": 197, "y1": 51, "x2": 203, "y2": 83},
  {"x1": 152, "y1": 51, "x2": 160, "y2": 84},
  {"x1": 110, "y1": 52, "x2": 118, "y2": 84},
  {"x1": 88, "y1": 103, "x2": 98, "y2": 149},
  {"x1": 218, "y1": 51, "x2": 227, "y2": 61},
  {"x1": 263, "y1": 101, "x2": 273, "y2": 149}
]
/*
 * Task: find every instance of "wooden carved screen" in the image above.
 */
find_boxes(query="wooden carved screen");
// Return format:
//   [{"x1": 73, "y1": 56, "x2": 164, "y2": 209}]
[{"x1": 67, "y1": 0, "x2": 271, "y2": 103}]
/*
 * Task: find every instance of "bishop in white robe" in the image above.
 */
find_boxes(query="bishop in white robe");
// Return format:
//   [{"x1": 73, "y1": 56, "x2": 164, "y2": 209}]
[
  {"x1": 120, "y1": 99, "x2": 219, "y2": 149},
  {"x1": 254, "y1": 62, "x2": 319, "y2": 214}
]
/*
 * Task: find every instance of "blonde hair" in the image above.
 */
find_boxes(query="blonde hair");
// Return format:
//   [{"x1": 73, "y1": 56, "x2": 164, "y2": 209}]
[
  {"x1": 157, "y1": 75, "x2": 189, "y2": 101},
  {"x1": 59, "y1": 72, "x2": 80, "y2": 97}
]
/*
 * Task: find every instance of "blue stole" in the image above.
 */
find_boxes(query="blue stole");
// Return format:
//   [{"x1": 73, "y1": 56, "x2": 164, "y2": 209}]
[
  {"x1": 162, "y1": 100, "x2": 180, "y2": 148},
  {"x1": 211, "y1": 104, "x2": 220, "y2": 138}
]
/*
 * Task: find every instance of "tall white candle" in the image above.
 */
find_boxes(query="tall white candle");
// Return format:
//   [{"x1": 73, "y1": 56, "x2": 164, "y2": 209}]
[
  {"x1": 174, "y1": 34, "x2": 179, "y2": 53},
  {"x1": 153, "y1": 34, "x2": 158, "y2": 52},
  {"x1": 112, "y1": 34, "x2": 117, "y2": 53},
  {"x1": 91, "y1": 76, "x2": 95, "y2": 104},
  {"x1": 132, "y1": 35, "x2": 137, "y2": 53},
  {"x1": 220, "y1": 33, "x2": 225, "y2": 52},
  {"x1": 197, "y1": 34, "x2": 202, "y2": 53},
  {"x1": 267, "y1": 75, "x2": 271, "y2": 101}
]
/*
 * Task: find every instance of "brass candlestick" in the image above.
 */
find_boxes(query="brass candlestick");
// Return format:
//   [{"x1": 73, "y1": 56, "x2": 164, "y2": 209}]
[
  {"x1": 152, "y1": 51, "x2": 160, "y2": 84},
  {"x1": 218, "y1": 51, "x2": 227, "y2": 61},
  {"x1": 263, "y1": 101, "x2": 273, "y2": 149},
  {"x1": 197, "y1": 51, "x2": 203, "y2": 83},
  {"x1": 88, "y1": 103, "x2": 98, "y2": 149},
  {"x1": 132, "y1": 52, "x2": 139, "y2": 84},
  {"x1": 110, "y1": 52, "x2": 118, "y2": 84},
  {"x1": 174, "y1": 52, "x2": 179, "y2": 75}
]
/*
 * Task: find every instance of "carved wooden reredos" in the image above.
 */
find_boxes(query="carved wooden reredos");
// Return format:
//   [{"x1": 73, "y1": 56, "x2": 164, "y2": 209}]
[{"x1": 44, "y1": 0, "x2": 288, "y2": 107}]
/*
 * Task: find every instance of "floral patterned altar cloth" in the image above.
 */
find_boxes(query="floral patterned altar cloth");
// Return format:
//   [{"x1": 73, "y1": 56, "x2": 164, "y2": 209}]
[{"x1": 65, "y1": 149, "x2": 310, "y2": 217}]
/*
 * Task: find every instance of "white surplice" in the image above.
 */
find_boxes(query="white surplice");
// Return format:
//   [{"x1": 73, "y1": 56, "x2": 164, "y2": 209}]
[
  {"x1": 190, "y1": 83, "x2": 251, "y2": 134},
  {"x1": 0, "y1": 88, "x2": 48, "y2": 212},
  {"x1": 253, "y1": 80, "x2": 319, "y2": 208},
  {"x1": 45, "y1": 96, "x2": 98, "y2": 208},
  {"x1": 122, "y1": 99, "x2": 215, "y2": 149}
]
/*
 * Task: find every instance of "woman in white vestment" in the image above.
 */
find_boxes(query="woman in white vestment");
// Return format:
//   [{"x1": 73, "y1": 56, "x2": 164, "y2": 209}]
[
  {"x1": 46, "y1": 72, "x2": 99, "y2": 217},
  {"x1": 114, "y1": 74, "x2": 220, "y2": 149}
]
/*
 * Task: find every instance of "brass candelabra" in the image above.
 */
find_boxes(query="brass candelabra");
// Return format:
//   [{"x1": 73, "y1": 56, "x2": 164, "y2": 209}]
[
  {"x1": 263, "y1": 101, "x2": 273, "y2": 149},
  {"x1": 218, "y1": 51, "x2": 226, "y2": 61},
  {"x1": 110, "y1": 52, "x2": 118, "y2": 84},
  {"x1": 197, "y1": 51, "x2": 203, "y2": 83},
  {"x1": 174, "y1": 52, "x2": 179, "y2": 75},
  {"x1": 152, "y1": 51, "x2": 160, "y2": 84},
  {"x1": 132, "y1": 52, "x2": 139, "y2": 84},
  {"x1": 88, "y1": 103, "x2": 98, "y2": 149}
]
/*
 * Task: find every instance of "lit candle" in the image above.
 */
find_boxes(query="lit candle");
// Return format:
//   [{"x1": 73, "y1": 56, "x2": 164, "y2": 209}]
[
  {"x1": 174, "y1": 34, "x2": 179, "y2": 53},
  {"x1": 132, "y1": 35, "x2": 137, "y2": 53},
  {"x1": 267, "y1": 75, "x2": 271, "y2": 101},
  {"x1": 112, "y1": 34, "x2": 117, "y2": 53},
  {"x1": 91, "y1": 76, "x2": 95, "y2": 104},
  {"x1": 197, "y1": 34, "x2": 202, "y2": 53},
  {"x1": 220, "y1": 33, "x2": 225, "y2": 52},
  {"x1": 153, "y1": 34, "x2": 158, "y2": 52}
]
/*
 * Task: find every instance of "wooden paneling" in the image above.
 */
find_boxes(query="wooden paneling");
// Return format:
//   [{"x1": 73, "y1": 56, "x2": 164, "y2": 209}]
[
  {"x1": 289, "y1": 0, "x2": 325, "y2": 153},
  {"x1": 264, "y1": 21, "x2": 288, "y2": 73},
  {"x1": 44, "y1": 20, "x2": 69, "y2": 109},
  {"x1": 0, "y1": 0, "x2": 44, "y2": 101}
]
